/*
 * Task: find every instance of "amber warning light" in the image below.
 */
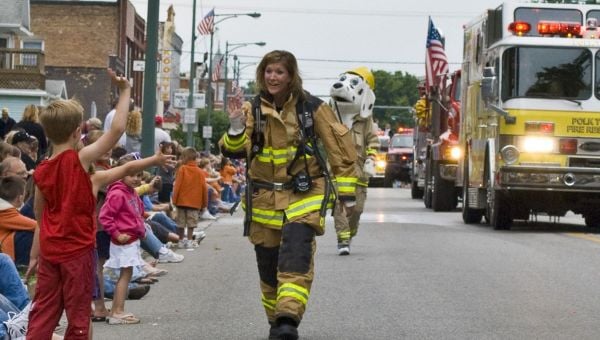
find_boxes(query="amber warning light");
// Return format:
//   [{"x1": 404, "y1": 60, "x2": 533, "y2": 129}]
[
  {"x1": 508, "y1": 21, "x2": 531, "y2": 36},
  {"x1": 537, "y1": 21, "x2": 581, "y2": 38}
]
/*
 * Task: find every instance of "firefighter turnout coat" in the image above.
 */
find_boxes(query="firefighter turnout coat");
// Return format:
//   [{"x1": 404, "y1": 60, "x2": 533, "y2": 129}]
[
  {"x1": 220, "y1": 93, "x2": 358, "y2": 235},
  {"x1": 334, "y1": 115, "x2": 379, "y2": 244}
]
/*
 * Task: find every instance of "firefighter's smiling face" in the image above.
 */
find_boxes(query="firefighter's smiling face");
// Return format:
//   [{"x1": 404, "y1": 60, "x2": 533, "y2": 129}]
[{"x1": 264, "y1": 62, "x2": 291, "y2": 101}]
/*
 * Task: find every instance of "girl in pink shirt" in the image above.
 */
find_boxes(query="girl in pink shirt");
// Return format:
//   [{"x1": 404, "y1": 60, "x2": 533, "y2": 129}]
[{"x1": 98, "y1": 156, "x2": 146, "y2": 325}]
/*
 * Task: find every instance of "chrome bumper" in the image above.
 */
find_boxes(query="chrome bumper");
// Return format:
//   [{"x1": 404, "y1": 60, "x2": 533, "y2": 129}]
[{"x1": 499, "y1": 166, "x2": 600, "y2": 191}]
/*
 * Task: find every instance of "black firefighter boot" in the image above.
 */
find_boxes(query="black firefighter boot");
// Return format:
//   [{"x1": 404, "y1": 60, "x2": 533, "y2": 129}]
[
  {"x1": 275, "y1": 317, "x2": 298, "y2": 340},
  {"x1": 268, "y1": 322, "x2": 279, "y2": 340}
]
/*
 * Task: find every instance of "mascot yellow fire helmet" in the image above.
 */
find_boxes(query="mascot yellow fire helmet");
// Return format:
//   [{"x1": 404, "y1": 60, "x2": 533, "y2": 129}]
[{"x1": 348, "y1": 66, "x2": 375, "y2": 90}]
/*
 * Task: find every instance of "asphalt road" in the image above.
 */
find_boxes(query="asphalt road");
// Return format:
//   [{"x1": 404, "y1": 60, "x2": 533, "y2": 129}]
[{"x1": 93, "y1": 188, "x2": 600, "y2": 340}]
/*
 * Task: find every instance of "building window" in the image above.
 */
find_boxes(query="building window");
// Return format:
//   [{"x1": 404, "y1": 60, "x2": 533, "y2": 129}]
[{"x1": 21, "y1": 40, "x2": 42, "y2": 66}]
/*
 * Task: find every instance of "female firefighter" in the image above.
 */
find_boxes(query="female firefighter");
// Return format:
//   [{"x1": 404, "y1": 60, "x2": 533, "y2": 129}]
[{"x1": 219, "y1": 50, "x2": 358, "y2": 340}]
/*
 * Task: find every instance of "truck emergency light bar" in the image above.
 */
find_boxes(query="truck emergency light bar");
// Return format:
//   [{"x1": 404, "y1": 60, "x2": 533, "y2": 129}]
[{"x1": 508, "y1": 20, "x2": 596, "y2": 38}]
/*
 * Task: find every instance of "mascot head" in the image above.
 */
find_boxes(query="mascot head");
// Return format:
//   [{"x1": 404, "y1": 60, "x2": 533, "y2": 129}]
[{"x1": 330, "y1": 67, "x2": 376, "y2": 122}]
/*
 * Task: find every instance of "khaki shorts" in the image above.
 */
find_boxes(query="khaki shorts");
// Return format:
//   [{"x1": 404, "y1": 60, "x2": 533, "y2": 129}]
[{"x1": 175, "y1": 207, "x2": 198, "y2": 229}]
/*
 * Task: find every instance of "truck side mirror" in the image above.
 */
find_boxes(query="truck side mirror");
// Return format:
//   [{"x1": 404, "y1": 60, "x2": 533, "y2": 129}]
[{"x1": 481, "y1": 66, "x2": 498, "y2": 104}]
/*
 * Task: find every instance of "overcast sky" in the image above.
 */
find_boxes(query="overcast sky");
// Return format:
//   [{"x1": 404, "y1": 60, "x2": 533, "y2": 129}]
[{"x1": 131, "y1": 0, "x2": 504, "y2": 96}]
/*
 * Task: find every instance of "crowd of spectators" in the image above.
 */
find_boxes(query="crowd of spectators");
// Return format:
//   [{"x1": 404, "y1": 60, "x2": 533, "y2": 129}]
[{"x1": 0, "y1": 103, "x2": 245, "y2": 337}]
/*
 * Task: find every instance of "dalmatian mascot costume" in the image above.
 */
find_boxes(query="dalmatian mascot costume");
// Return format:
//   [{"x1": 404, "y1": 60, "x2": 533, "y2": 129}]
[{"x1": 330, "y1": 67, "x2": 379, "y2": 255}]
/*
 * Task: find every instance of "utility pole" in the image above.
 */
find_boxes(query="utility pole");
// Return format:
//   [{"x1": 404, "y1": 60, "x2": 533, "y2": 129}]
[{"x1": 141, "y1": 0, "x2": 160, "y2": 157}]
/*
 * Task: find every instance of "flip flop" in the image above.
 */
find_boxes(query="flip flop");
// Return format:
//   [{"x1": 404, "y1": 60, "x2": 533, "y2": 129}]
[
  {"x1": 91, "y1": 316, "x2": 106, "y2": 322},
  {"x1": 106, "y1": 313, "x2": 140, "y2": 325}
]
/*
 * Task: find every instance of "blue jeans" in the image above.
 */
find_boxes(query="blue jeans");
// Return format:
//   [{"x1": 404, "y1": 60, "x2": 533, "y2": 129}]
[
  {"x1": 103, "y1": 267, "x2": 145, "y2": 296},
  {"x1": 221, "y1": 184, "x2": 233, "y2": 203},
  {"x1": 140, "y1": 224, "x2": 164, "y2": 259},
  {"x1": 0, "y1": 253, "x2": 29, "y2": 337},
  {"x1": 150, "y1": 212, "x2": 177, "y2": 233},
  {"x1": 14, "y1": 230, "x2": 34, "y2": 268}
]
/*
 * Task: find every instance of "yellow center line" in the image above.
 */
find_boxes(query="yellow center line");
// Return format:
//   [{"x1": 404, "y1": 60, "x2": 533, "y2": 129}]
[{"x1": 566, "y1": 233, "x2": 600, "y2": 244}]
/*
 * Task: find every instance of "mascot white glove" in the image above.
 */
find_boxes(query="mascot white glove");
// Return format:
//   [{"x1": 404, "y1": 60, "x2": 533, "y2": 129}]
[
  {"x1": 363, "y1": 157, "x2": 376, "y2": 177},
  {"x1": 228, "y1": 110, "x2": 246, "y2": 135}
]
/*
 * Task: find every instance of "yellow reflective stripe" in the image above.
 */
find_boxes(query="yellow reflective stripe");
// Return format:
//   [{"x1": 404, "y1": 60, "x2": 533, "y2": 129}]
[
  {"x1": 223, "y1": 133, "x2": 247, "y2": 152},
  {"x1": 261, "y1": 294, "x2": 276, "y2": 311},
  {"x1": 255, "y1": 146, "x2": 312, "y2": 165},
  {"x1": 338, "y1": 231, "x2": 351, "y2": 240},
  {"x1": 285, "y1": 195, "x2": 324, "y2": 220},
  {"x1": 278, "y1": 283, "x2": 309, "y2": 305},
  {"x1": 366, "y1": 148, "x2": 377, "y2": 156},
  {"x1": 337, "y1": 177, "x2": 357, "y2": 193},
  {"x1": 252, "y1": 208, "x2": 284, "y2": 227},
  {"x1": 256, "y1": 146, "x2": 296, "y2": 165},
  {"x1": 357, "y1": 181, "x2": 369, "y2": 187}
]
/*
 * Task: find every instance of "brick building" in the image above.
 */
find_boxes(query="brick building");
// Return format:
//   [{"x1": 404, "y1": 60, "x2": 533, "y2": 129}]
[{"x1": 30, "y1": 0, "x2": 146, "y2": 120}]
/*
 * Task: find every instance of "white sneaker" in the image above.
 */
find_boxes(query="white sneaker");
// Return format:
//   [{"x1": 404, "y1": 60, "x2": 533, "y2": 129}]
[
  {"x1": 3, "y1": 302, "x2": 32, "y2": 339},
  {"x1": 184, "y1": 239, "x2": 195, "y2": 250},
  {"x1": 158, "y1": 249, "x2": 185, "y2": 263},
  {"x1": 194, "y1": 230, "x2": 206, "y2": 242},
  {"x1": 217, "y1": 201, "x2": 234, "y2": 210},
  {"x1": 201, "y1": 210, "x2": 217, "y2": 220},
  {"x1": 177, "y1": 240, "x2": 185, "y2": 249}
]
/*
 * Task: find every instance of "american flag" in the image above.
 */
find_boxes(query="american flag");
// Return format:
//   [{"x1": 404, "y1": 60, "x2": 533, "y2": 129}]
[
  {"x1": 212, "y1": 56, "x2": 224, "y2": 82},
  {"x1": 425, "y1": 17, "x2": 448, "y2": 89},
  {"x1": 197, "y1": 8, "x2": 215, "y2": 36}
]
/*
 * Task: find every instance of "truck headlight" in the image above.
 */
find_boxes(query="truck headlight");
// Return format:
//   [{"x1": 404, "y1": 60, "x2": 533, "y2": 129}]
[
  {"x1": 500, "y1": 145, "x2": 519, "y2": 165},
  {"x1": 522, "y1": 136, "x2": 555, "y2": 153},
  {"x1": 450, "y1": 146, "x2": 461, "y2": 160},
  {"x1": 376, "y1": 160, "x2": 387, "y2": 168}
]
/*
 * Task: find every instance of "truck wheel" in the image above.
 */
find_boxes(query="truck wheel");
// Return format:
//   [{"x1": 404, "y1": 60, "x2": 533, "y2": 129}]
[
  {"x1": 432, "y1": 161, "x2": 457, "y2": 212},
  {"x1": 584, "y1": 213, "x2": 600, "y2": 232},
  {"x1": 462, "y1": 161, "x2": 483, "y2": 224},
  {"x1": 423, "y1": 159, "x2": 432, "y2": 208},
  {"x1": 411, "y1": 180, "x2": 423, "y2": 199},
  {"x1": 487, "y1": 186, "x2": 512, "y2": 230}
]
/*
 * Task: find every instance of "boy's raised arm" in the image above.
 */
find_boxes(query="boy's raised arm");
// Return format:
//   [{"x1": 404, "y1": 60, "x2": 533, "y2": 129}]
[
  {"x1": 80, "y1": 69, "x2": 131, "y2": 169},
  {"x1": 92, "y1": 152, "x2": 176, "y2": 196}
]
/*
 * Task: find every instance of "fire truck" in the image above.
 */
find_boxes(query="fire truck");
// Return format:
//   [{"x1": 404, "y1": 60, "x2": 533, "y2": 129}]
[
  {"x1": 368, "y1": 133, "x2": 389, "y2": 187},
  {"x1": 384, "y1": 128, "x2": 414, "y2": 187},
  {"x1": 412, "y1": 71, "x2": 462, "y2": 211},
  {"x1": 459, "y1": 1, "x2": 600, "y2": 229}
]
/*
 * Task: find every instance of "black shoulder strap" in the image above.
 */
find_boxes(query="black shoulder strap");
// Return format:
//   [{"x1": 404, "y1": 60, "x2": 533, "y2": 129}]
[
  {"x1": 296, "y1": 92, "x2": 322, "y2": 140},
  {"x1": 250, "y1": 95, "x2": 264, "y2": 159}
]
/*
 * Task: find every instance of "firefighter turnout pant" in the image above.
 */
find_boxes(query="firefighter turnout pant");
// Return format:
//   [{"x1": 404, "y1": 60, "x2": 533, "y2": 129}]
[
  {"x1": 250, "y1": 221, "x2": 316, "y2": 326},
  {"x1": 333, "y1": 185, "x2": 367, "y2": 246}
]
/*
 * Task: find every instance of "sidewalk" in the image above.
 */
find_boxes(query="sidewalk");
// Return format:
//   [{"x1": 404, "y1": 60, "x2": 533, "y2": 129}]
[{"x1": 90, "y1": 209, "x2": 264, "y2": 339}]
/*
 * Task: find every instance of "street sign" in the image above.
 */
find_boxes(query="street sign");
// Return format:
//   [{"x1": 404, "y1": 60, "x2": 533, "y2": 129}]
[
  {"x1": 173, "y1": 92, "x2": 206, "y2": 109},
  {"x1": 133, "y1": 60, "x2": 145, "y2": 72},
  {"x1": 183, "y1": 108, "x2": 196, "y2": 124},
  {"x1": 203, "y1": 126, "x2": 213, "y2": 138}
]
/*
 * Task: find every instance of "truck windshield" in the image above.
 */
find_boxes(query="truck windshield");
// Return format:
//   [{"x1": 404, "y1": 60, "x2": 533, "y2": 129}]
[
  {"x1": 390, "y1": 135, "x2": 412, "y2": 148},
  {"x1": 501, "y1": 46, "x2": 592, "y2": 101}
]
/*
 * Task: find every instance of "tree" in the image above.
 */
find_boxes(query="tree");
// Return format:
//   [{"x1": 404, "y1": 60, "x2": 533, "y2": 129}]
[{"x1": 372, "y1": 70, "x2": 419, "y2": 129}]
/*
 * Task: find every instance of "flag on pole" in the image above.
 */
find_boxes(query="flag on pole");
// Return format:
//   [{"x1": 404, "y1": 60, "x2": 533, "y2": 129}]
[
  {"x1": 197, "y1": 8, "x2": 215, "y2": 36},
  {"x1": 212, "y1": 56, "x2": 224, "y2": 82},
  {"x1": 425, "y1": 17, "x2": 448, "y2": 89}
]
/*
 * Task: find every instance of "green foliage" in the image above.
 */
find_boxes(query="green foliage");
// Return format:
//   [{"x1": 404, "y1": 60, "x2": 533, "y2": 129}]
[
  {"x1": 245, "y1": 81, "x2": 257, "y2": 95},
  {"x1": 372, "y1": 70, "x2": 419, "y2": 129},
  {"x1": 198, "y1": 108, "x2": 230, "y2": 154}
]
